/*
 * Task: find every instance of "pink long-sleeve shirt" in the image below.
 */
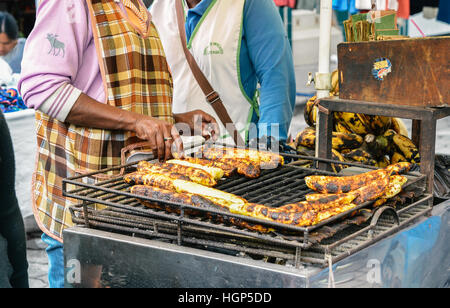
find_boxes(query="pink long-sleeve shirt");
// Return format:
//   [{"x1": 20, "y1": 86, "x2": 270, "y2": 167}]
[{"x1": 19, "y1": 0, "x2": 105, "y2": 121}]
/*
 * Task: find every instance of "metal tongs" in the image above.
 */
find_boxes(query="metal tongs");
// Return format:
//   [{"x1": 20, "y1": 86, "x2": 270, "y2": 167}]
[{"x1": 124, "y1": 135, "x2": 206, "y2": 164}]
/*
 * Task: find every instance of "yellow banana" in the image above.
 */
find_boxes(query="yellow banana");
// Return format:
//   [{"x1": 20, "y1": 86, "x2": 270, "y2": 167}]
[
  {"x1": 295, "y1": 126, "x2": 317, "y2": 149},
  {"x1": 304, "y1": 96, "x2": 317, "y2": 127},
  {"x1": 331, "y1": 149, "x2": 347, "y2": 173},
  {"x1": 334, "y1": 112, "x2": 371, "y2": 135},
  {"x1": 363, "y1": 115, "x2": 392, "y2": 136},
  {"x1": 332, "y1": 131, "x2": 364, "y2": 151},
  {"x1": 334, "y1": 121, "x2": 353, "y2": 134},
  {"x1": 376, "y1": 156, "x2": 391, "y2": 168},
  {"x1": 391, "y1": 152, "x2": 407, "y2": 164},
  {"x1": 330, "y1": 70, "x2": 339, "y2": 96},
  {"x1": 390, "y1": 118, "x2": 409, "y2": 137},
  {"x1": 393, "y1": 134, "x2": 420, "y2": 163},
  {"x1": 343, "y1": 148, "x2": 378, "y2": 166},
  {"x1": 296, "y1": 127, "x2": 363, "y2": 151},
  {"x1": 364, "y1": 133, "x2": 392, "y2": 158},
  {"x1": 382, "y1": 129, "x2": 399, "y2": 154},
  {"x1": 335, "y1": 111, "x2": 396, "y2": 137}
]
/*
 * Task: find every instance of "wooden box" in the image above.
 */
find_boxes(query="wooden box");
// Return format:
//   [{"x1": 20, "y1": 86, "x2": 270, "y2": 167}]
[{"x1": 338, "y1": 37, "x2": 449, "y2": 107}]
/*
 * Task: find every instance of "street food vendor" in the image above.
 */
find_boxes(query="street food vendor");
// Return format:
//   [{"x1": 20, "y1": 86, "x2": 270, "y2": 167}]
[
  {"x1": 18, "y1": 0, "x2": 217, "y2": 288},
  {"x1": 150, "y1": 0, "x2": 297, "y2": 145}
]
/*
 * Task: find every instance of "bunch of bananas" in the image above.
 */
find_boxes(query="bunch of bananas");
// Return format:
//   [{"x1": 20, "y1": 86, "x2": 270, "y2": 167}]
[{"x1": 292, "y1": 71, "x2": 420, "y2": 171}]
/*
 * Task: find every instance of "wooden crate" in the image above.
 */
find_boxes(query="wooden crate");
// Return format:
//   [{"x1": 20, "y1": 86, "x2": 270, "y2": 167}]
[{"x1": 338, "y1": 37, "x2": 449, "y2": 107}]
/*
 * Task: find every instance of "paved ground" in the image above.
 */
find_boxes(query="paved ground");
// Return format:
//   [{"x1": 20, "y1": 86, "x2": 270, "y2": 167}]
[{"x1": 26, "y1": 232, "x2": 49, "y2": 288}]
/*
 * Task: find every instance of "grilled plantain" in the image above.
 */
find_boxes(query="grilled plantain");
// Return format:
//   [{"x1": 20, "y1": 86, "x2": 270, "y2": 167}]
[
  {"x1": 373, "y1": 175, "x2": 408, "y2": 207},
  {"x1": 124, "y1": 172, "x2": 177, "y2": 191},
  {"x1": 131, "y1": 185, "x2": 273, "y2": 233},
  {"x1": 137, "y1": 161, "x2": 217, "y2": 187},
  {"x1": 172, "y1": 179, "x2": 247, "y2": 207},
  {"x1": 305, "y1": 171, "x2": 407, "y2": 208},
  {"x1": 129, "y1": 164, "x2": 190, "y2": 181},
  {"x1": 209, "y1": 157, "x2": 261, "y2": 179},
  {"x1": 304, "y1": 171, "x2": 390, "y2": 206},
  {"x1": 386, "y1": 162, "x2": 413, "y2": 175},
  {"x1": 202, "y1": 147, "x2": 284, "y2": 170},
  {"x1": 305, "y1": 168, "x2": 390, "y2": 194},
  {"x1": 181, "y1": 157, "x2": 236, "y2": 177},
  {"x1": 229, "y1": 192, "x2": 358, "y2": 227},
  {"x1": 167, "y1": 159, "x2": 224, "y2": 180}
]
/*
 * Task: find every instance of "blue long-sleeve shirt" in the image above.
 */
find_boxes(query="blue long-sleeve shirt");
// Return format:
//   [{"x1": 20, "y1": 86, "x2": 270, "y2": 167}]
[{"x1": 184, "y1": 0, "x2": 296, "y2": 141}]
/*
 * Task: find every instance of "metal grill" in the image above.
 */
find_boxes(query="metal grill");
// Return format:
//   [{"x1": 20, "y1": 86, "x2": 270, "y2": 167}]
[{"x1": 63, "y1": 153, "x2": 432, "y2": 267}]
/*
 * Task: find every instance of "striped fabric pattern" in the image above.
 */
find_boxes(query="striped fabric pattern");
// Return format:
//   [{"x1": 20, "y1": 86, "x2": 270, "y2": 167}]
[
  {"x1": 41, "y1": 83, "x2": 82, "y2": 121},
  {"x1": 33, "y1": 0, "x2": 174, "y2": 241}
]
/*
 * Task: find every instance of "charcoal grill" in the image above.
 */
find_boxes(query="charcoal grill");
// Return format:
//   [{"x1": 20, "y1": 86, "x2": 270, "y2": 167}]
[{"x1": 63, "y1": 148, "x2": 432, "y2": 269}]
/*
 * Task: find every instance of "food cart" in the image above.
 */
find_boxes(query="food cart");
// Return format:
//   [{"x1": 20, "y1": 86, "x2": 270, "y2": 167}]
[{"x1": 61, "y1": 1, "x2": 450, "y2": 288}]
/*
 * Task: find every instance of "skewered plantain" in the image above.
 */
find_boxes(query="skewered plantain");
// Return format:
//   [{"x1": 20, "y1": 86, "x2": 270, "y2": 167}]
[{"x1": 305, "y1": 174, "x2": 407, "y2": 208}]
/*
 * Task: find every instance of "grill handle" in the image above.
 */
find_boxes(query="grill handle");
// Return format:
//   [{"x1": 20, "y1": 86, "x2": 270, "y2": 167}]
[
  {"x1": 73, "y1": 142, "x2": 153, "y2": 181},
  {"x1": 368, "y1": 206, "x2": 400, "y2": 239}
]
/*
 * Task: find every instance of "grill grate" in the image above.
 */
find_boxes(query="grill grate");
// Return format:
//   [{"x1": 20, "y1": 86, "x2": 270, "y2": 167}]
[
  {"x1": 63, "y1": 152, "x2": 432, "y2": 267},
  {"x1": 215, "y1": 167, "x2": 315, "y2": 206}
]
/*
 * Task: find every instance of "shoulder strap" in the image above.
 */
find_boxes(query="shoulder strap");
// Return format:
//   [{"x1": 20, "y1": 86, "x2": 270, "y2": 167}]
[{"x1": 175, "y1": 0, "x2": 244, "y2": 146}]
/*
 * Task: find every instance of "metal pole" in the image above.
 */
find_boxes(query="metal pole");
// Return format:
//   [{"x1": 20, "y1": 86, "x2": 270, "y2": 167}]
[
  {"x1": 316, "y1": 0, "x2": 333, "y2": 99},
  {"x1": 315, "y1": 0, "x2": 333, "y2": 157}
]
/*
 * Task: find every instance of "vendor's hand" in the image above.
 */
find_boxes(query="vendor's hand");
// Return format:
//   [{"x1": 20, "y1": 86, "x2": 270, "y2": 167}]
[
  {"x1": 66, "y1": 95, "x2": 184, "y2": 161},
  {"x1": 133, "y1": 115, "x2": 184, "y2": 161},
  {"x1": 174, "y1": 110, "x2": 219, "y2": 141}
]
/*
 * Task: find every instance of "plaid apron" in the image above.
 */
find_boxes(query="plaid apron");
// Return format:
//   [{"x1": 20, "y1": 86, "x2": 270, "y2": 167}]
[{"x1": 33, "y1": 0, "x2": 174, "y2": 242}]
